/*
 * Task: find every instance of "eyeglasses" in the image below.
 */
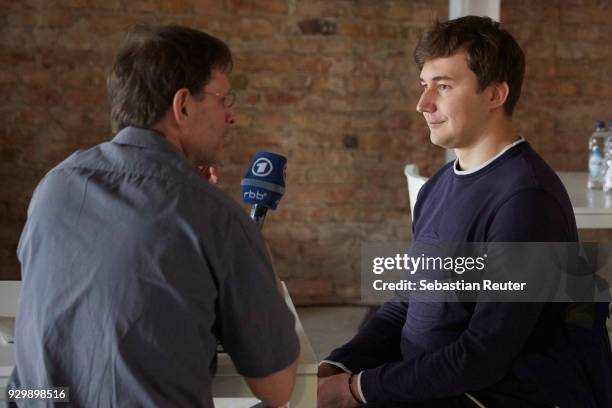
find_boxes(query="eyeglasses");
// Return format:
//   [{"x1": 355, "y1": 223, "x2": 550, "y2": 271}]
[{"x1": 201, "y1": 91, "x2": 236, "y2": 108}]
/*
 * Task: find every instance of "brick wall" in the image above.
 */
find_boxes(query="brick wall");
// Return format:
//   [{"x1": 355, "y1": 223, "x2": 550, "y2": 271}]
[
  {"x1": 0, "y1": 0, "x2": 446, "y2": 304},
  {"x1": 501, "y1": 0, "x2": 612, "y2": 246},
  {"x1": 2, "y1": 1, "x2": 611, "y2": 304},
  {"x1": 502, "y1": 0, "x2": 612, "y2": 171}
]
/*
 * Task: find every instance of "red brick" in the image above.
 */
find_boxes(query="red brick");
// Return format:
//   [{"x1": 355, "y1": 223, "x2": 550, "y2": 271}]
[
  {"x1": 0, "y1": 69, "x2": 18, "y2": 84},
  {"x1": 312, "y1": 75, "x2": 345, "y2": 94},
  {"x1": 228, "y1": 16, "x2": 278, "y2": 37},
  {"x1": 160, "y1": 0, "x2": 194, "y2": 14},
  {"x1": 238, "y1": 37, "x2": 290, "y2": 53},
  {"x1": 336, "y1": 20, "x2": 367, "y2": 37},
  {"x1": 320, "y1": 37, "x2": 351, "y2": 55},
  {"x1": 557, "y1": 82, "x2": 580, "y2": 97},
  {"x1": 410, "y1": 1, "x2": 445, "y2": 23},
  {"x1": 289, "y1": 37, "x2": 321, "y2": 54},
  {"x1": 125, "y1": 0, "x2": 161, "y2": 13},
  {"x1": 347, "y1": 77, "x2": 378, "y2": 94},
  {"x1": 294, "y1": 0, "x2": 352, "y2": 18},
  {"x1": 54, "y1": 0, "x2": 121, "y2": 9},
  {"x1": 42, "y1": 9, "x2": 75, "y2": 28},
  {"x1": 227, "y1": 0, "x2": 288, "y2": 15},
  {"x1": 237, "y1": 52, "x2": 294, "y2": 72},
  {"x1": 5, "y1": 8, "x2": 37, "y2": 28},
  {"x1": 325, "y1": 187, "x2": 355, "y2": 206},
  {"x1": 265, "y1": 92, "x2": 300, "y2": 106},
  {"x1": 247, "y1": 110, "x2": 286, "y2": 130},
  {"x1": 194, "y1": 0, "x2": 226, "y2": 15},
  {"x1": 0, "y1": 47, "x2": 36, "y2": 65},
  {"x1": 20, "y1": 68, "x2": 54, "y2": 87},
  {"x1": 285, "y1": 185, "x2": 327, "y2": 205},
  {"x1": 62, "y1": 89, "x2": 107, "y2": 107}
]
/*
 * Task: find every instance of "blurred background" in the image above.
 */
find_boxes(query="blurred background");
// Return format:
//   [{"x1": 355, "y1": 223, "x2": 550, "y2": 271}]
[{"x1": 2, "y1": 0, "x2": 612, "y2": 304}]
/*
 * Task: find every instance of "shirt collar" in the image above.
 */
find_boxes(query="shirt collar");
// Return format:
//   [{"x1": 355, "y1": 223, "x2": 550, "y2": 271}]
[
  {"x1": 112, "y1": 126, "x2": 185, "y2": 158},
  {"x1": 453, "y1": 137, "x2": 526, "y2": 175}
]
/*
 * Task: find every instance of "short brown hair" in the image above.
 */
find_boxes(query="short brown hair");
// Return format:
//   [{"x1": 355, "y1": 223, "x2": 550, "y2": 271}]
[
  {"x1": 107, "y1": 25, "x2": 232, "y2": 134},
  {"x1": 414, "y1": 16, "x2": 525, "y2": 116}
]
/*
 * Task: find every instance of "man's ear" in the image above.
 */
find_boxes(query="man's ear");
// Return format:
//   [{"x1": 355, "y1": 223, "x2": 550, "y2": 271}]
[
  {"x1": 172, "y1": 88, "x2": 191, "y2": 125},
  {"x1": 488, "y1": 81, "x2": 510, "y2": 110}
]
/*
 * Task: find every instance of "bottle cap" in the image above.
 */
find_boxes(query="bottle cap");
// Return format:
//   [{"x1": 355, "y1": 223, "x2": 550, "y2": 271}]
[{"x1": 597, "y1": 120, "x2": 606, "y2": 129}]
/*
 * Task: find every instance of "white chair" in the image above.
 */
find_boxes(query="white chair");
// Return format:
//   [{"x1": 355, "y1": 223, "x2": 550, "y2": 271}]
[
  {"x1": 404, "y1": 164, "x2": 428, "y2": 216},
  {"x1": 0, "y1": 281, "x2": 19, "y2": 391},
  {"x1": 0, "y1": 281, "x2": 20, "y2": 343},
  {"x1": 0, "y1": 281, "x2": 21, "y2": 318}
]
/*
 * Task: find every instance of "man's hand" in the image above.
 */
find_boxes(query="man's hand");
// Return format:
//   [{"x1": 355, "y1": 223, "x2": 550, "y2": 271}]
[
  {"x1": 317, "y1": 362, "x2": 345, "y2": 378},
  {"x1": 317, "y1": 373, "x2": 360, "y2": 408},
  {"x1": 198, "y1": 165, "x2": 218, "y2": 184}
]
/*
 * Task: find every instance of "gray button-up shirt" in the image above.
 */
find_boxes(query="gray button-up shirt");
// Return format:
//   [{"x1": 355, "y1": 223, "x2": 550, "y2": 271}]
[{"x1": 10, "y1": 127, "x2": 299, "y2": 407}]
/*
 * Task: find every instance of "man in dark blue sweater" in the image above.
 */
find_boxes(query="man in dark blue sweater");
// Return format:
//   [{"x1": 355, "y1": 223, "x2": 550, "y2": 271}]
[{"x1": 317, "y1": 16, "x2": 612, "y2": 407}]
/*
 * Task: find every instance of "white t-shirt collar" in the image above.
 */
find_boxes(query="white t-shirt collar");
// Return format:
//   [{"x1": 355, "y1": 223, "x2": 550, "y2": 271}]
[{"x1": 453, "y1": 137, "x2": 526, "y2": 175}]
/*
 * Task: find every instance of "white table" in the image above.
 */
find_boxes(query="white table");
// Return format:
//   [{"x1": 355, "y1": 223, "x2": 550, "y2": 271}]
[
  {"x1": 0, "y1": 282, "x2": 317, "y2": 407},
  {"x1": 557, "y1": 172, "x2": 612, "y2": 229},
  {"x1": 212, "y1": 283, "x2": 318, "y2": 407}
]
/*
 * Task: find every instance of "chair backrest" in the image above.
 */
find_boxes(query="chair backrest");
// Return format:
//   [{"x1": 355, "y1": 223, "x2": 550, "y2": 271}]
[
  {"x1": 0, "y1": 281, "x2": 20, "y2": 345},
  {"x1": 0, "y1": 281, "x2": 21, "y2": 318},
  {"x1": 404, "y1": 164, "x2": 428, "y2": 216}
]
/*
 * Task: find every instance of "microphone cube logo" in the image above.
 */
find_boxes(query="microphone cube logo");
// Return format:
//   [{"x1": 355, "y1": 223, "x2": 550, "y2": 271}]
[{"x1": 251, "y1": 158, "x2": 274, "y2": 177}]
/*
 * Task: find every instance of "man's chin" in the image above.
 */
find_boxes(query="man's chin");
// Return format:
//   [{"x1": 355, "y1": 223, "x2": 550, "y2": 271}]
[{"x1": 429, "y1": 132, "x2": 454, "y2": 149}]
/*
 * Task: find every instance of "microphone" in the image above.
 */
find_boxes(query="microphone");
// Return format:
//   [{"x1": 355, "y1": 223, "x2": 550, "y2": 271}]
[{"x1": 241, "y1": 151, "x2": 287, "y2": 229}]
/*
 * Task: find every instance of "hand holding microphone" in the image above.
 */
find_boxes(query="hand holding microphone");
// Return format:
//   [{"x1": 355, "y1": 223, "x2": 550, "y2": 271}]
[
  {"x1": 198, "y1": 165, "x2": 219, "y2": 184},
  {"x1": 241, "y1": 151, "x2": 287, "y2": 229},
  {"x1": 241, "y1": 152, "x2": 287, "y2": 295}
]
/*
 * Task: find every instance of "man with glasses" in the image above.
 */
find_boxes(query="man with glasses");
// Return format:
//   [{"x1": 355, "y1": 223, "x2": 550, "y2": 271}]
[{"x1": 10, "y1": 25, "x2": 298, "y2": 407}]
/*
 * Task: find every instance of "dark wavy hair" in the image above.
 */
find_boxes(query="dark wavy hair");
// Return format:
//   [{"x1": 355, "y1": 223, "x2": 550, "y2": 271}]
[
  {"x1": 414, "y1": 16, "x2": 525, "y2": 116},
  {"x1": 107, "y1": 24, "x2": 232, "y2": 134}
]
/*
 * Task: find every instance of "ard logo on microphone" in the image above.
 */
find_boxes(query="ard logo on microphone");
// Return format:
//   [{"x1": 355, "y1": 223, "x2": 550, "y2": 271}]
[{"x1": 251, "y1": 158, "x2": 274, "y2": 177}]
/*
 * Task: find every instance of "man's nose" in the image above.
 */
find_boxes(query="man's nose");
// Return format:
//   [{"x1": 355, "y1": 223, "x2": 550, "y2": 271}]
[{"x1": 416, "y1": 89, "x2": 436, "y2": 114}]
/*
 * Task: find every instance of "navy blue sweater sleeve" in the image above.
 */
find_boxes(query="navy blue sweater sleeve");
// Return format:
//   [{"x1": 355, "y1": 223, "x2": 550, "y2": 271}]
[
  {"x1": 324, "y1": 300, "x2": 406, "y2": 372},
  {"x1": 360, "y1": 189, "x2": 572, "y2": 402}
]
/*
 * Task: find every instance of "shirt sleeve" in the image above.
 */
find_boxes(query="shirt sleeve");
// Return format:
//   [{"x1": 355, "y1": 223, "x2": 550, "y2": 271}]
[
  {"x1": 359, "y1": 188, "x2": 573, "y2": 402},
  {"x1": 214, "y1": 215, "x2": 299, "y2": 378},
  {"x1": 323, "y1": 300, "x2": 406, "y2": 373},
  {"x1": 319, "y1": 360, "x2": 351, "y2": 373}
]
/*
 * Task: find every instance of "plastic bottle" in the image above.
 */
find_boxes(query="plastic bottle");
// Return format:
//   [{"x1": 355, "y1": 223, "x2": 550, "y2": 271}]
[
  {"x1": 603, "y1": 121, "x2": 612, "y2": 192},
  {"x1": 588, "y1": 120, "x2": 607, "y2": 189}
]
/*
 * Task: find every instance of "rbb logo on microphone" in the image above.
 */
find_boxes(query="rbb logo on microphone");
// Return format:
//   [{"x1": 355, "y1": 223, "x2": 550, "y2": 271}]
[
  {"x1": 244, "y1": 190, "x2": 267, "y2": 200},
  {"x1": 241, "y1": 151, "x2": 286, "y2": 210}
]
